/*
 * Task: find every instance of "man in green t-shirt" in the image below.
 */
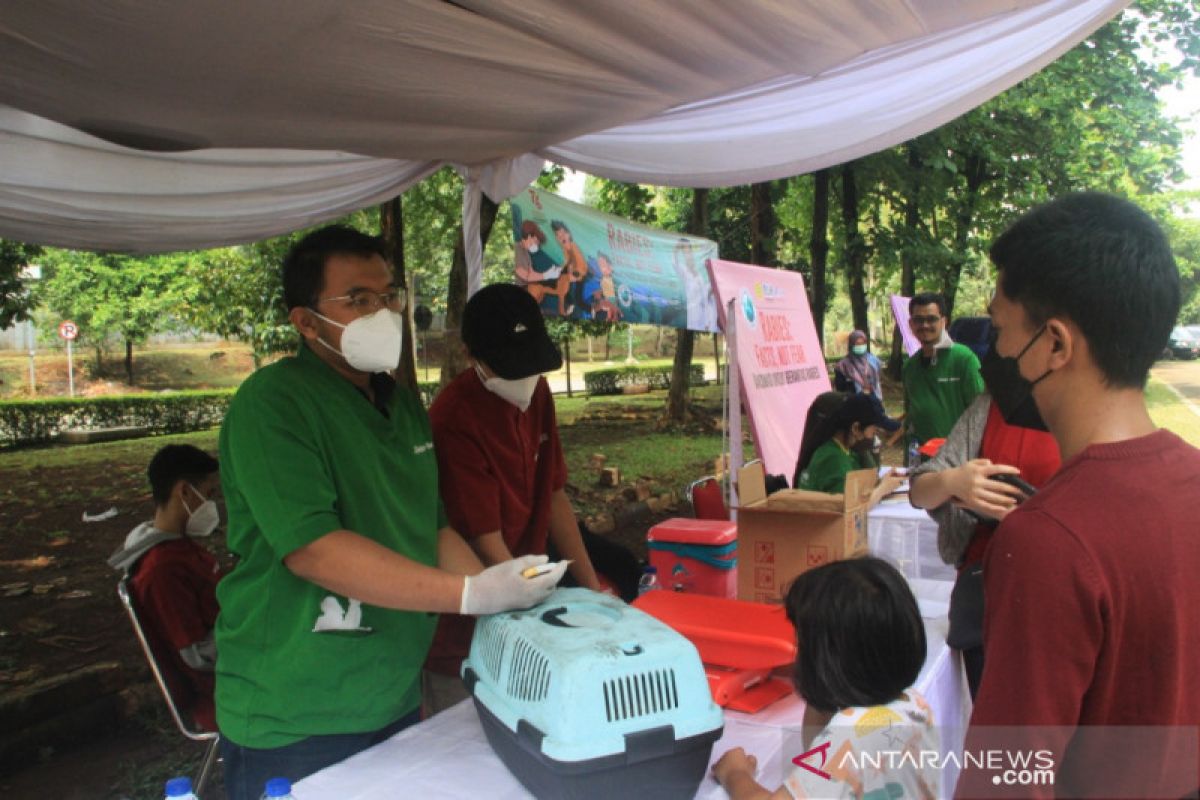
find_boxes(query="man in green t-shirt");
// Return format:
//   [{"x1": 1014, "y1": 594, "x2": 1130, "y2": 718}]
[
  {"x1": 902, "y1": 292, "x2": 985, "y2": 447},
  {"x1": 214, "y1": 226, "x2": 567, "y2": 800}
]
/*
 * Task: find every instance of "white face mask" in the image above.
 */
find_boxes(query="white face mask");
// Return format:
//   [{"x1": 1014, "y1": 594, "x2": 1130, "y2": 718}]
[
  {"x1": 475, "y1": 363, "x2": 539, "y2": 412},
  {"x1": 311, "y1": 308, "x2": 403, "y2": 373},
  {"x1": 527, "y1": 242, "x2": 540, "y2": 254},
  {"x1": 183, "y1": 483, "x2": 220, "y2": 538}
]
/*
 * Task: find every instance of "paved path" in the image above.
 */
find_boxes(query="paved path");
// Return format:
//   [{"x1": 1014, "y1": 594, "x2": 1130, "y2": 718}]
[{"x1": 1151, "y1": 358, "x2": 1200, "y2": 416}]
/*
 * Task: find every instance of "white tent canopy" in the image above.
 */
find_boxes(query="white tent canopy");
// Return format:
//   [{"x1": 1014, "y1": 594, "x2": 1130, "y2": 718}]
[{"x1": 0, "y1": 0, "x2": 1129, "y2": 254}]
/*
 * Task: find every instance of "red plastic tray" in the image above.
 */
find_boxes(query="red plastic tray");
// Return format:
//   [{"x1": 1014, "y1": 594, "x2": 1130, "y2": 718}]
[
  {"x1": 705, "y1": 665, "x2": 793, "y2": 712},
  {"x1": 633, "y1": 590, "x2": 795, "y2": 670}
]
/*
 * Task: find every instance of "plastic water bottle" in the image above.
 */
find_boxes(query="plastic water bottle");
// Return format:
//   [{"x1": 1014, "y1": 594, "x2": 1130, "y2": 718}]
[
  {"x1": 262, "y1": 777, "x2": 297, "y2": 799},
  {"x1": 164, "y1": 776, "x2": 198, "y2": 800},
  {"x1": 638, "y1": 565, "x2": 660, "y2": 596},
  {"x1": 907, "y1": 439, "x2": 921, "y2": 468}
]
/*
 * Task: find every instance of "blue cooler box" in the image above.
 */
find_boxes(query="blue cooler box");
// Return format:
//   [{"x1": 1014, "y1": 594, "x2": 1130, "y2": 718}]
[{"x1": 463, "y1": 587, "x2": 724, "y2": 799}]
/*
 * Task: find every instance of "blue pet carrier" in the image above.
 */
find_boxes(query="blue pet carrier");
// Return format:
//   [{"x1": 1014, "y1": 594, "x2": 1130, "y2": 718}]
[{"x1": 463, "y1": 587, "x2": 724, "y2": 799}]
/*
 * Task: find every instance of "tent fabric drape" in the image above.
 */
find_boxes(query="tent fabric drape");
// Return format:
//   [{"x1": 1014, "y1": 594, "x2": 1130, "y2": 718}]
[
  {"x1": 0, "y1": 0, "x2": 1129, "y2": 252},
  {"x1": 541, "y1": 0, "x2": 1129, "y2": 187},
  {"x1": 0, "y1": 109, "x2": 439, "y2": 253}
]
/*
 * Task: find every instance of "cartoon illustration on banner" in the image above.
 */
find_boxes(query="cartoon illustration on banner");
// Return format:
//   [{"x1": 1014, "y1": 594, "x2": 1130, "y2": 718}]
[{"x1": 509, "y1": 187, "x2": 720, "y2": 331}]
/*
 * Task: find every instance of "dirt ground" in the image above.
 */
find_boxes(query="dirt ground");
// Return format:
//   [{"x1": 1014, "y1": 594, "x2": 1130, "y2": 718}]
[{"x1": 0, "y1": 450, "x2": 229, "y2": 799}]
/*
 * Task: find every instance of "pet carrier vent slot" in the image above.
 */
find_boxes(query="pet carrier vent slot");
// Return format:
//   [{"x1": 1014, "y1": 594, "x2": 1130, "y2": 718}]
[
  {"x1": 505, "y1": 636, "x2": 551, "y2": 703},
  {"x1": 476, "y1": 622, "x2": 509, "y2": 684},
  {"x1": 602, "y1": 668, "x2": 678, "y2": 722}
]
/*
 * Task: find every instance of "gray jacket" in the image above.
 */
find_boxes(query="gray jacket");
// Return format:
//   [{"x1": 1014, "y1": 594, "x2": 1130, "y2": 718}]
[
  {"x1": 107, "y1": 521, "x2": 181, "y2": 574},
  {"x1": 909, "y1": 394, "x2": 992, "y2": 566}
]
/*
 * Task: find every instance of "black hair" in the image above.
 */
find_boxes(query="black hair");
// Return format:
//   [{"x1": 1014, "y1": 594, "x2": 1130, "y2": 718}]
[
  {"x1": 990, "y1": 192, "x2": 1179, "y2": 388},
  {"x1": 147, "y1": 445, "x2": 219, "y2": 508},
  {"x1": 550, "y1": 220, "x2": 571, "y2": 237},
  {"x1": 785, "y1": 556, "x2": 926, "y2": 714},
  {"x1": 792, "y1": 393, "x2": 879, "y2": 486},
  {"x1": 909, "y1": 292, "x2": 947, "y2": 318},
  {"x1": 281, "y1": 225, "x2": 389, "y2": 311}
]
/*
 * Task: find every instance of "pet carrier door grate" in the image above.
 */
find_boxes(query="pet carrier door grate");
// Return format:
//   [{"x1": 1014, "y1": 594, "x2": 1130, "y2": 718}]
[
  {"x1": 602, "y1": 668, "x2": 678, "y2": 722},
  {"x1": 506, "y1": 636, "x2": 552, "y2": 702}
]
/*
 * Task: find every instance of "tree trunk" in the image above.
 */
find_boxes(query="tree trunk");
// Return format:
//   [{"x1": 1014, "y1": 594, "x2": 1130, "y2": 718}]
[
  {"x1": 841, "y1": 163, "x2": 869, "y2": 336},
  {"x1": 749, "y1": 182, "x2": 776, "y2": 267},
  {"x1": 564, "y1": 339, "x2": 572, "y2": 398},
  {"x1": 439, "y1": 195, "x2": 500, "y2": 388},
  {"x1": 380, "y1": 195, "x2": 419, "y2": 392},
  {"x1": 667, "y1": 188, "x2": 709, "y2": 422},
  {"x1": 890, "y1": 145, "x2": 921, "y2": 379},
  {"x1": 943, "y1": 153, "x2": 987, "y2": 320},
  {"x1": 810, "y1": 169, "x2": 830, "y2": 348},
  {"x1": 668, "y1": 328, "x2": 695, "y2": 421},
  {"x1": 124, "y1": 339, "x2": 134, "y2": 386},
  {"x1": 713, "y1": 333, "x2": 721, "y2": 385},
  {"x1": 604, "y1": 330, "x2": 611, "y2": 361},
  {"x1": 249, "y1": 324, "x2": 263, "y2": 370}
]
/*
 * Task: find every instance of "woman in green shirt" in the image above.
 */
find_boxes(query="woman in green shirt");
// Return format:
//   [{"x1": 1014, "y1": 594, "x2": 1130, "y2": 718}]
[{"x1": 793, "y1": 393, "x2": 900, "y2": 493}]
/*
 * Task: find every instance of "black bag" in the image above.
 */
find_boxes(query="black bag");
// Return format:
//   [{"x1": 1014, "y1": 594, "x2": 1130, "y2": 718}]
[{"x1": 946, "y1": 561, "x2": 985, "y2": 651}]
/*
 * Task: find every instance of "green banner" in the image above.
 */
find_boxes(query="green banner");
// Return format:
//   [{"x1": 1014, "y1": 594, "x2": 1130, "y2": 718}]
[{"x1": 509, "y1": 187, "x2": 720, "y2": 332}]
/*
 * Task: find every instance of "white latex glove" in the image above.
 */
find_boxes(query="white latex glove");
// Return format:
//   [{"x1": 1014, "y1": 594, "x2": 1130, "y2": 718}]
[{"x1": 459, "y1": 555, "x2": 568, "y2": 616}]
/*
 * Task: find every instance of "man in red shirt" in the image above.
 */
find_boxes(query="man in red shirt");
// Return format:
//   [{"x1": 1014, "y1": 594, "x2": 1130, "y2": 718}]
[
  {"x1": 960, "y1": 193, "x2": 1200, "y2": 797},
  {"x1": 109, "y1": 444, "x2": 223, "y2": 731},
  {"x1": 422, "y1": 284, "x2": 616, "y2": 715}
]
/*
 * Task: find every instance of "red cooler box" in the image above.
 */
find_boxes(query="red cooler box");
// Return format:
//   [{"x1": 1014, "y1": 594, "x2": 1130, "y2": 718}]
[{"x1": 647, "y1": 518, "x2": 738, "y2": 598}]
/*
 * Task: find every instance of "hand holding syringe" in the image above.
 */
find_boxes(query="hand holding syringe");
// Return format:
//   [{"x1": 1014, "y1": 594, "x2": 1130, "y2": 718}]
[{"x1": 523, "y1": 560, "x2": 572, "y2": 579}]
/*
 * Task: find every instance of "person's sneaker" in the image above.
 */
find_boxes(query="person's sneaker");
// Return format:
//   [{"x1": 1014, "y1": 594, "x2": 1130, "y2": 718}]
[{"x1": 563, "y1": 304, "x2": 575, "y2": 316}]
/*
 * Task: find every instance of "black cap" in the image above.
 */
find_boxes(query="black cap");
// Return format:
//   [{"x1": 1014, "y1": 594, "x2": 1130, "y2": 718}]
[
  {"x1": 462, "y1": 284, "x2": 563, "y2": 379},
  {"x1": 839, "y1": 393, "x2": 902, "y2": 433}
]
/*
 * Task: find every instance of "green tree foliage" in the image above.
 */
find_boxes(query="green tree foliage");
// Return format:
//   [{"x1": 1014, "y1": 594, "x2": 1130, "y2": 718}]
[
  {"x1": 182, "y1": 246, "x2": 294, "y2": 368},
  {"x1": 34, "y1": 249, "x2": 188, "y2": 382},
  {"x1": 0, "y1": 239, "x2": 43, "y2": 329},
  {"x1": 180, "y1": 209, "x2": 380, "y2": 367},
  {"x1": 1166, "y1": 209, "x2": 1200, "y2": 323},
  {"x1": 403, "y1": 168, "x2": 465, "y2": 312}
]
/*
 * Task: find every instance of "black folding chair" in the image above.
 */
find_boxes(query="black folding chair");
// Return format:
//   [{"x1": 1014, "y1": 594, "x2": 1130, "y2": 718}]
[{"x1": 117, "y1": 576, "x2": 219, "y2": 797}]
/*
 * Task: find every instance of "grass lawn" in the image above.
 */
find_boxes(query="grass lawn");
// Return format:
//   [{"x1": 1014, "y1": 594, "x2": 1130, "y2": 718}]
[
  {"x1": 4, "y1": 376, "x2": 1194, "y2": 475},
  {"x1": 1146, "y1": 378, "x2": 1200, "y2": 447}
]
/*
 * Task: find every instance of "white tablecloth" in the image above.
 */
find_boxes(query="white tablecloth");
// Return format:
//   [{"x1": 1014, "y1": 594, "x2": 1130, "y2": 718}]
[
  {"x1": 869, "y1": 496, "x2": 957, "y2": 583},
  {"x1": 295, "y1": 580, "x2": 969, "y2": 799}
]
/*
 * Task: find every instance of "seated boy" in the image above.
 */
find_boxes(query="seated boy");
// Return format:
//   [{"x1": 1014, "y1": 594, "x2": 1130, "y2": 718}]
[{"x1": 108, "y1": 444, "x2": 222, "y2": 730}]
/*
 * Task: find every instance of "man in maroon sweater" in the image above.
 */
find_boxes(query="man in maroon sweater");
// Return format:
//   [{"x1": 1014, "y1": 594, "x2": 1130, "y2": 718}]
[
  {"x1": 959, "y1": 193, "x2": 1200, "y2": 798},
  {"x1": 109, "y1": 444, "x2": 223, "y2": 731}
]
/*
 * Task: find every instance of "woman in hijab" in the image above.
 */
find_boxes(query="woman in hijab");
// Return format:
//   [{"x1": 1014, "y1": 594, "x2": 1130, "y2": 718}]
[{"x1": 834, "y1": 330, "x2": 883, "y2": 401}]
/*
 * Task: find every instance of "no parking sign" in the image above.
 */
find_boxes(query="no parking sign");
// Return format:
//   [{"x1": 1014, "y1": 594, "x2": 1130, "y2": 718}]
[{"x1": 58, "y1": 320, "x2": 78, "y2": 396}]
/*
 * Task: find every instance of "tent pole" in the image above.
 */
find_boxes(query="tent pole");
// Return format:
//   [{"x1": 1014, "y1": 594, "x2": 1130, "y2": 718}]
[{"x1": 725, "y1": 298, "x2": 741, "y2": 519}]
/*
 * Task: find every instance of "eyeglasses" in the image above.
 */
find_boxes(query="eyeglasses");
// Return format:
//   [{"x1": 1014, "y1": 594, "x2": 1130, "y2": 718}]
[
  {"x1": 911, "y1": 315, "x2": 942, "y2": 326},
  {"x1": 316, "y1": 288, "x2": 407, "y2": 314}
]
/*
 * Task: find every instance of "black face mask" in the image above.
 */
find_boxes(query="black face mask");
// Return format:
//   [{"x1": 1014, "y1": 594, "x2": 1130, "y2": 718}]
[{"x1": 980, "y1": 326, "x2": 1052, "y2": 432}]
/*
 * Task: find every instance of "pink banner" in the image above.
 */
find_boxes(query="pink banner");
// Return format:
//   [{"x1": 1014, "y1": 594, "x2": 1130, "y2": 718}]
[
  {"x1": 890, "y1": 293, "x2": 921, "y2": 357},
  {"x1": 707, "y1": 259, "x2": 831, "y2": 479}
]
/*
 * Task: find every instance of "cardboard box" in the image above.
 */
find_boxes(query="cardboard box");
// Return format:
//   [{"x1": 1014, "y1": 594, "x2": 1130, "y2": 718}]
[{"x1": 735, "y1": 462, "x2": 880, "y2": 603}]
